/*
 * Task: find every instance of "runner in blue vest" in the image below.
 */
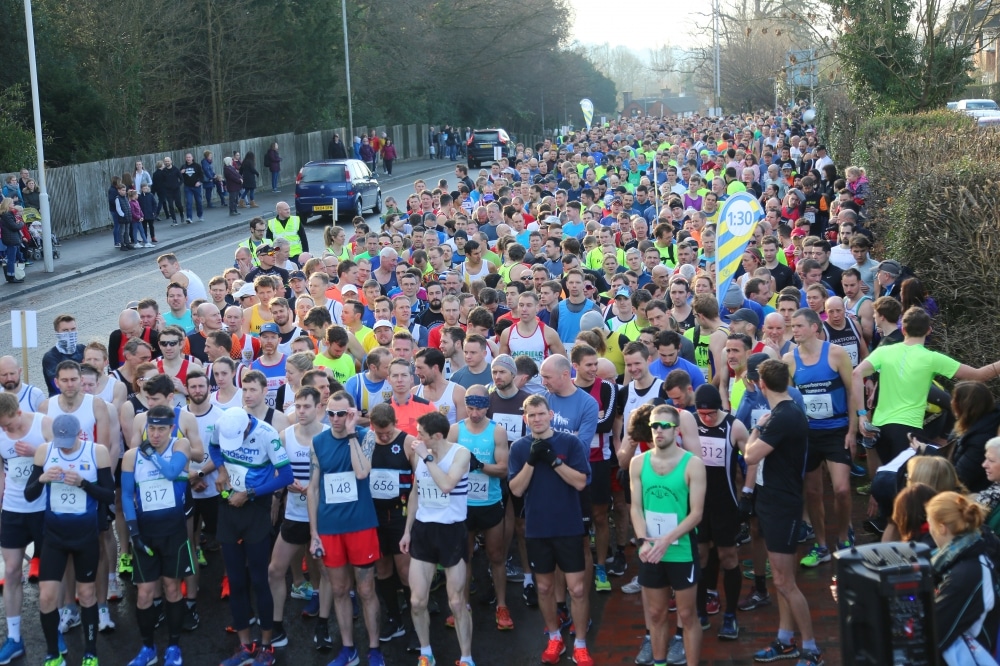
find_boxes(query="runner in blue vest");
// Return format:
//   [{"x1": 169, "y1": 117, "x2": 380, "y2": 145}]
[
  {"x1": 549, "y1": 269, "x2": 600, "y2": 350},
  {"x1": 120, "y1": 405, "x2": 193, "y2": 666}
]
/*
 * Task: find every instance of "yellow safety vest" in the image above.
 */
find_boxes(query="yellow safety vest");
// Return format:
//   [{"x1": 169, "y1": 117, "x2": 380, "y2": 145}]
[{"x1": 268, "y1": 216, "x2": 302, "y2": 256}]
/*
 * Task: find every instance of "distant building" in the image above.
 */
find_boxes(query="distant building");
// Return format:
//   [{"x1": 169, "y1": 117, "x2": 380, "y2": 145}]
[{"x1": 621, "y1": 89, "x2": 705, "y2": 118}]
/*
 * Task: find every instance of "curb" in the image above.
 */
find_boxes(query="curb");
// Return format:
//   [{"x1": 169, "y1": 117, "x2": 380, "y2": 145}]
[{"x1": 1, "y1": 160, "x2": 448, "y2": 302}]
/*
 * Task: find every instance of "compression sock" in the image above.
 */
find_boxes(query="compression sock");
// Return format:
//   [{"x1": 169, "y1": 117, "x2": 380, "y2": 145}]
[
  {"x1": 377, "y1": 575, "x2": 401, "y2": 621},
  {"x1": 40, "y1": 610, "x2": 59, "y2": 656},
  {"x1": 166, "y1": 598, "x2": 185, "y2": 645},
  {"x1": 755, "y1": 574, "x2": 768, "y2": 595},
  {"x1": 138, "y1": 605, "x2": 158, "y2": 648},
  {"x1": 81, "y1": 603, "x2": 98, "y2": 655},
  {"x1": 705, "y1": 548, "x2": 720, "y2": 590},
  {"x1": 723, "y1": 566, "x2": 743, "y2": 615}
]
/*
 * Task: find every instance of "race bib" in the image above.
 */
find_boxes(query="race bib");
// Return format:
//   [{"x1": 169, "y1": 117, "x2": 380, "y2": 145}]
[
  {"x1": 324, "y1": 471, "x2": 358, "y2": 504},
  {"x1": 140, "y1": 478, "x2": 176, "y2": 511},
  {"x1": 369, "y1": 469, "x2": 399, "y2": 500},
  {"x1": 805, "y1": 211, "x2": 816, "y2": 224},
  {"x1": 6, "y1": 456, "x2": 34, "y2": 488},
  {"x1": 417, "y1": 472, "x2": 448, "y2": 508},
  {"x1": 756, "y1": 459, "x2": 765, "y2": 486},
  {"x1": 803, "y1": 394, "x2": 834, "y2": 420},
  {"x1": 645, "y1": 510, "x2": 679, "y2": 545},
  {"x1": 701, "y1": 437, "x2": 726, "y2": 467},
  {"x1": 468, "y1": 472, "x2": 490, "y2": 501},
  {"x1": 750, "y1": 409, "x2": 768, "y2": 429},
  {"x1": 226, "y1": 464, "x2": 248, "y2": 492},
  {"x1": 50, "y1": 482, "x2": 86, "y2": 514},
  {"x1": 843, "y1": 343, "x2": 859, "y2": 367},
  {"x1": 493, "y1": 414, "x2": 522, "y2": 440}
]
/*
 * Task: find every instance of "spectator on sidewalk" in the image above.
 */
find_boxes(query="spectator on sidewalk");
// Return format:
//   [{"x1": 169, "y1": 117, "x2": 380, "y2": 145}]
[
  {"x1": 134, "y1": 160, "x2": 153, "y2": 193},
  {"x1": 360, "y1": 136, "x2": 376, "y2": 175},
  {"x1": 1, "y1": 197, "x2": 25, "y2": 283},
  {"x1": 180, "y1": 152, "x2": 205, "y2": 224},
  {"x1": 138, "y1": 183, "x2": 157, "y2": 244},
  {"x1": 20, "y1": 178, "x2": 40, "y2": 210},
  {"x1": 328, "y1": 133, "x2": 348, "y2": 159},
  {"x1": 3, "y1": 176, "x2": 23, "y2": 205},
  {"x1": 202, "y1": 150, "x2": 225, "y2": 209},
  {"x1": 158, "y1": 156, "x2": 185, "y2": 226},
  {"x1": 224, "y1": 157, "x2": 243, "y2": 217},
  {"x1": 239, "y1": 152, "x2": 259, "y2": 208},
  {"x1": 382, "y1": 139, "x2": 397, "y2": 175},
  {"x1": 265, "y1": 141, "x2": 282, "y2": 192}
]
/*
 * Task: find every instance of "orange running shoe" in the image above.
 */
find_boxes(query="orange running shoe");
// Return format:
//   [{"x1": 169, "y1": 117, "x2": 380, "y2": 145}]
[
  {"x1": 220, "y1": 575, "x2": 230, "y2": 599},
  {"x1": 572, "y1": 645, "x2": 594, "y2": 666},
  {"x1": 541, "y1": 636, "x2": 565, "y2": 664},
  {"x1": 495, "y1": 606, "x2": 514, "y2": 631}
]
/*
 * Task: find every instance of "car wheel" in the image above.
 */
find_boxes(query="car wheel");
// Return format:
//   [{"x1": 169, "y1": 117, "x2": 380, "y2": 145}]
[
  {"x1": 354, "y1": 197, "x2": 362, "y2": 217},
  {"x1": 373, "y1": 191, "x2": 382, "y2": 214}
]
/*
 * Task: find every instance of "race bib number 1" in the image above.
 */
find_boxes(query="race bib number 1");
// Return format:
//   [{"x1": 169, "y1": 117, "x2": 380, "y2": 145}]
[
  {"x1": 645, "y1": 510, "x2": 679, "y2": 545},
  {"x1": 324, "y1": 471, "x2": 358, "y2": 504}
]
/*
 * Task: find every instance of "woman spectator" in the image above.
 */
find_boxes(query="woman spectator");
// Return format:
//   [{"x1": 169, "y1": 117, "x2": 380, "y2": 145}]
[
  {"x1": 901, "y1": 277, "x2": 939, "y2": 318},
  {"x1": 949, "y1": 381, "x2": 1000, "y2": 493},
  {"x1": 359, "y1": 136, "x2": 376, "y2": 174},
  {"x1": 977, "y1": 437, "x2": 1000, "y2": 538},
  {"x1": 107, "y1": 175, "x2": 123, "y2": 242},
  {"x1": 238, "y1": 152, "x2": 259, "y2": 208},
  {"x1": 222, "y1": 157, "x2": 243, "y2": 217},
  {"x1": 891, "y1": 482, "x2": 938, "y2": 548},
  {"x1": 265, "y1": 141, "x2": 282, "y2": 192},
  {"x1": 1, "y1": 197, "x2": 24, "y2": 283},
  {"x1": 381, "y1": 138, "x2": 397, "y2": 175},
  {"x1": 20, "y1": 178, "x2": 40, "y2": 209},
  {"x1": 821, "y1": 164, "x2": 839, "y2": 199},
  {"x1": 3, "y1": 176, "x2": 23, "y2": 205},
  {"x1": 926, "y1": 491, "x2": 1000, "y2": 664}
]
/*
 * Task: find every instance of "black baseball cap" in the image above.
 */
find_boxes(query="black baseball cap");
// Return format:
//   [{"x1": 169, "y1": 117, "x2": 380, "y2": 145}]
[{"x1": 745, "y1": 352, "x2": 771, "y2": 381}]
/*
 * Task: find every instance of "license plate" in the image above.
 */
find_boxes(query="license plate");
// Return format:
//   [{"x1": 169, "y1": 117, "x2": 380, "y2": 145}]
[
  {"x1": 480, "y1": 144, "x2": 492, "y2": 148},
  {"x1": 313, "y1": 205, "x2": 334, "y2": 211}
]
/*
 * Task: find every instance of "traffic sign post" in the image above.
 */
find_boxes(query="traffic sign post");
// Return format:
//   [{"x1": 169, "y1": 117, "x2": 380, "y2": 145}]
[{"x1": 10, "y1": 310, "x2": 38, "y2": 383}]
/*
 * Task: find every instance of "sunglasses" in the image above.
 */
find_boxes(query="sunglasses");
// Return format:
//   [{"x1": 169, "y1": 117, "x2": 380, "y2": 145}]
[
  {"x1": 649, "y1": 421, "x2": 677, "y2": 431},
  {"x1": 327, "y1": 410, "x2": 350, "y2": 418},
  {"x1": 160, "y1": 340, "x2": 180, "y2": 347},
  {"x1": 260, "y1": 250, "x2": 276, "y2": 256}
]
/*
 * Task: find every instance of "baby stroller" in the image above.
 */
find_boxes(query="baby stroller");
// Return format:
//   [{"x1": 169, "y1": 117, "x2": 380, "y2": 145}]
[{"x1": 18, "y1": 208, "x2": 60, "y2": 260}]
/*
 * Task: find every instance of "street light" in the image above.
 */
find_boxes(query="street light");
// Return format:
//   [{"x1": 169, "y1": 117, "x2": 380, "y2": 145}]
[
  {"x1": 341, "y1": 0, "x2": 353, "y2": 138},
  {"x1": 23, "y1": 0, "x2": 53, "y2": 272}
]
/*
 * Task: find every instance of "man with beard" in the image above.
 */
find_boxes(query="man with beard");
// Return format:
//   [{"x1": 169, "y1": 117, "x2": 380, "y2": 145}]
[
  {"x1": 418, "y1": 283, "x2": 445, "y2": 329},
  {"x1": 268, "y1": 297, "x2": 304, "y2": 356},
  {"x1": 0, "y1": 355, "x2": 45, "y2": 412},
  {"x1": 247, "y1": 324, "x2": 287, "y2": 408},
  {"x1": 414, "y1": 348, "x2": 467, "y2": 426}
]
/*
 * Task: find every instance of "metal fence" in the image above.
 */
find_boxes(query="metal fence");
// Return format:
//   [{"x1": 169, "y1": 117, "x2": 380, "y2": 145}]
[{"x1": 3, "y1": 124, "x2": 432, "y2": 239}]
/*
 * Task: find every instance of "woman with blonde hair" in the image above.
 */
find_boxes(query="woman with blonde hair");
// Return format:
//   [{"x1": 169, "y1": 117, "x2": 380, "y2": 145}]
[
  {"x1": 0, "y1": 197, "x2": 25, "y2": 283},
  {"x1": 907, "y1": 456, "x2": 966, "y2": 495},
  {"x1": 925, "y1": 491, "x2": 1000, "y2": 665}
]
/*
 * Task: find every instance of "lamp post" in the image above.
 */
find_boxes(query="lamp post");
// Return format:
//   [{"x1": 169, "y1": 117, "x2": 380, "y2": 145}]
[
  {"x1": 341, "y1": 0, "x2": 353, "y2": 137},
  {"x1": 23, "y1": 0, "x2": 53, "y2": 272}
]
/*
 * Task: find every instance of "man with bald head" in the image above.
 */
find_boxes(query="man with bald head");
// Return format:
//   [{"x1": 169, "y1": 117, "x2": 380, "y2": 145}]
[
  {"x1": 761, "y1": 312, "x2": 794, "y2": 356},
  {"x1": 265, "y1": 201, "x2": 308, "y2": 263},
  {"x1": 107, "y1": 308, "x2": 160, "y2": 370},
  {"x1": 823, "y1": 296, "x2": 868, "y2": 369},
  {"x1": 0, "y1": 356, "x2": 45, "y2": 411},
  {"x1": 184, "y1": 303, "x2": 224, "y2": 363}
]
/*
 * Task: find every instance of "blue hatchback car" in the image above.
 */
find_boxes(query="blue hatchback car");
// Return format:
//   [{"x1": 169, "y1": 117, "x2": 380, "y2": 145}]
[{"x1": 294, "y1": 159, "x2": 382, "y2": 222}]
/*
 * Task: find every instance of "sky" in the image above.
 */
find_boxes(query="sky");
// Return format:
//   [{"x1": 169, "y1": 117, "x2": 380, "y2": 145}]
[{"x1": 569, "y1": 0, "x2": 705, "y2": 49}]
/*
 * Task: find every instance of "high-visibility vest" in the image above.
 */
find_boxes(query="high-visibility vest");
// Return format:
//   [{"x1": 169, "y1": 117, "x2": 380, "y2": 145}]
[{"x1": 268, "y1": 216, "x2": 302, "y2": 256}]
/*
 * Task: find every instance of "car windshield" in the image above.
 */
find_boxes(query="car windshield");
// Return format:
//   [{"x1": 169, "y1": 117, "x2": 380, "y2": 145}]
[
  {"x1": 302, "y1": 165, "x2": 346, "y2": 182},
  {"x1": 474, "y1": 131, "x2": 500, "y2": 143},
  {"x1": 967, "y1": 101, "x2": 999, "y2": 110}
]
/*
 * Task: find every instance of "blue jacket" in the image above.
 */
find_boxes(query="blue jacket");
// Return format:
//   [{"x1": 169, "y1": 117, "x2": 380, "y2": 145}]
[{"x1": 201, "y1": 158, "x2": 217, "y2": 183}]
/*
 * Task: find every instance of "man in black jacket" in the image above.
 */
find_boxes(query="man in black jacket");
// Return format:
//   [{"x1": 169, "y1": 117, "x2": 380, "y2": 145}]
[
  {"x1": 157, "y1": 157, "x2": 185, "y2": 226},
  {"x1": 180, "y1": 153, "x2": 204, "y2": 225}
]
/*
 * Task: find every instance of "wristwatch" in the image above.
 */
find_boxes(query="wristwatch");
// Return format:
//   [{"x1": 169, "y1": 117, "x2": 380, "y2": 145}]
[
  {"x1": 423, "y1": 454, "x2": 435, "y2": 464},
  {"x1": 246, "y1": 487, "x2": 256, "y2": 501},
  {"x1": 856, "y1": 409, "x2": 868, "y2": 417},
  {"x1": 197, "y1": 470, "x2": 206, "y2": 479}
]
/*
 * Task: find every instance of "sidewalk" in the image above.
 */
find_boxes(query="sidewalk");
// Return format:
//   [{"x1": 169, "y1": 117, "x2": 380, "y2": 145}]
[{"x1": 1, "y1": 157, "x2": 446, "y2": 301}]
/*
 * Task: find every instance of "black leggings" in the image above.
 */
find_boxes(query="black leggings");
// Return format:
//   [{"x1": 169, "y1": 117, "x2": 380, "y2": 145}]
[{"x1": 221, "y1": 536, "x2": 274, "y2": 631}]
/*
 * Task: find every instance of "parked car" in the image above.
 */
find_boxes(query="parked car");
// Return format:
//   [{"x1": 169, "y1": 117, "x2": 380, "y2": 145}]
[
  {"x1": 466, "y1": 128, "x2": 515, "y2": 169},
  {"x1": 952, "y1": 99, "x2": 1000, "y2": 120},
  {"x1": 294, "y1": 159, "x2": 381, "y2": 222}
]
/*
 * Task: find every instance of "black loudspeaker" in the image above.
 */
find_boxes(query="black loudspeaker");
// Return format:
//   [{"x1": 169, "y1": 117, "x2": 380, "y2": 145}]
[{"x1": 835, "y1": 542, "x2": 939, "y2": 666}]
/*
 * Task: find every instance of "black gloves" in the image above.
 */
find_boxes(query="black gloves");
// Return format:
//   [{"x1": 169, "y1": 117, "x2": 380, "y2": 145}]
[
  {"x1": 737, "y1": 492, "x2": 755, "y2": 523},
  {"x1": 468, "y1": 453, "x2": 485, "y2": 472},
  {"x1": 139, "y1": 439, "x2": 155, "y2": 459},
  {"x1": 127, "y1": 519, "x2": 154, "y2": 556},
  {"x1": 527, "y1": 439, "x2": 551, "y2": 466}
]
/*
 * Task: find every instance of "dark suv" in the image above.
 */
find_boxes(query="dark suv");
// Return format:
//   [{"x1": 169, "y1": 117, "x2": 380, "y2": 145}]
[{"x1": 466, "y1": 128, "x2": 515, "y2": 169}]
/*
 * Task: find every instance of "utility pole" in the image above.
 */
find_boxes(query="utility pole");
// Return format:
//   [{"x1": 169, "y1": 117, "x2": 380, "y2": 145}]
[
  {"x1": 714, "y1": 0, "x2": 722, "y2": 114},
  {"x1": 341, "y1": 0, "x2": 353, "y2": 136}
]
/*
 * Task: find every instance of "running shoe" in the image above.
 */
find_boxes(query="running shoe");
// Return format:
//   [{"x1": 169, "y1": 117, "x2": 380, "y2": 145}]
[
  {"x1": 634, "y1": 635, "x2": 653, "y2": 665},
  {"x1": 800, "y1": 544, "x2": 832, "y2": 568},
  {"x1": 594, "y1": 566, "x2": 611, "y2": 592},
  {"x1": 44, "y1": 656, "x2": 66, "y2": 666},
  {"x1": 572, "y1": 646, "x2": 594, "y2": 666},
  {"x1": 107, "y1": 576, "x2": 124, "y2": 602},
  {"x1": 117, "y1": 553, "x2": 133, "y2": 576},
  {"x1": 182, "y1": 602, "x2": 200, "y2": 631},
  {"x1": 220, "y1": 575, "x2": 230, "y2": 599},
  {"x1": 738, "y1": 589, "x2": 772, "y2": 611},
  {"x1": 301, "y1": 592, "x2": 320, "y2": 617},
  {"x1": 719, "y1": 613, "x2": 740, "y2": 640},
  {"x1": 28, "y1": 557, "x2": 40, "y2": 583},
  {"x1": 379, "y1": 616, "x2": 405, "y2": 642},
  {"x1": 58, "y1": 607, "x2": 81, "y2": 633},
  {"x1": 666, "y1": 635, "x2": 686, "y2": 665},
  {"x1": 98, "y1": 606, "x2": 116, "y2": 633},
  {"x1": 0, "y1": 637, "x2": 24, "y2": 665},
  {"x1": 367, "y1": 648, "x2": 385, "y2": 666},
  {"x1": 496, "y1": 605, "x2": 514, "y2": 631},
  {"x1": 327, "y1": 646, "x2": 358, "y2": 666},
  {"x1": 855, "y1": 483, "x2": 871, "y2": 496},
  {"x1": 313, "y1": 620, "x2": 333, "y2": 651},
  {"x1": 797, "y1": 522, "x2": 815, "y2": 544},
  {"x1": 197, "y1": 548, "x2": 208, "y2": 567},
  {"x1": 607, "y1": 551, "x2": 627, "y2": 577},
  {"x1": 252, "y1": 645, "x2": 274, "y2": 665},
  {"x1": 557, "y1": 607, "x2": 571, "y2": 630},
  {"x1": 416, "y1": 656, "x2": 435, "y2": 666},
  {"x1": 541, "y1": 637, "x2": 566, "y2": 664},
  {"x1": 290, "y1": 581, "x2": 314, "y2": 600},
  {"x1": 126, "y1": 645, "x2": 157, "y2": 666},
  {"x1": 796, "y1": 648, "x2": 825, "y2": 665},
  {"x1": 270, "y1": 629, "x2": 288, "y2": 648},
  {"x1": 522, "y1": 583, "x2": 538, "y2": 607},
  {"x1": 753, "y1": 639, "x2": 799, "y2": 662},
  {"x1": 622, "y1": 576, "x2": 641, "y2": 594},
  {"x1": 163, "y1": 645, "x2": 183, "y2": 666},
  {"x1": 705, "y1": 590, "x2": 721, "y2": 615},
  {"x1": 505, "y1": 559, "x2": 524, "y2": 583},
  {"x1": 849, "y1": 463, "x2": 866, "y2": 478},
  {"x1": 81, "y1": 655, "x2": 98, "y2": 666}
]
